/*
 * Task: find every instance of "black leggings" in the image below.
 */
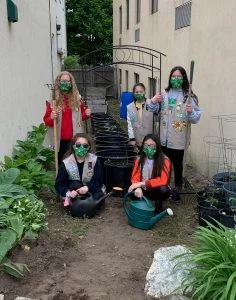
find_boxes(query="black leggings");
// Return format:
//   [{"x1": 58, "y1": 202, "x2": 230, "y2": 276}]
[
  {"x1": 58, "y1": 139, "x2": 71, "y2": 165},
  {"x1": 162, "y1": 146, "x2": 184, "y2": 188},
  {"x1": 143, "y1": 185, "x2": 171, "y2": 211}
]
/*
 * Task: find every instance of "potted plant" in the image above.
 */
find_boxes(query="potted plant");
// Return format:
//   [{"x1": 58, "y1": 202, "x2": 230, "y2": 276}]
[
  {"x1": 219, "y1": 200, "x2": 236, "y2": 228},
  {"x1": 175, "y1": 221, "x2": 236, "y2": 299},
  {"x1": 212, "y1": 171, "x2": 236, "y2": 187}
]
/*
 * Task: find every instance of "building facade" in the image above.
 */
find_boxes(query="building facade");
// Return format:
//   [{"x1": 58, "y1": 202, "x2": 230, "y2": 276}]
[
  {"x1": 113, "y1": 0, "x2": 236, "y2": 176},
  {"x1": 0, "y1": 0, "x2": 67, "y2": 160}
]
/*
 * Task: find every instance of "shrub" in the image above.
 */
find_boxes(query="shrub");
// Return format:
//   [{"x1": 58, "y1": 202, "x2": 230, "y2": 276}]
[{"x1": 63, "y1": 55, "x2": 79, "y2": 68}]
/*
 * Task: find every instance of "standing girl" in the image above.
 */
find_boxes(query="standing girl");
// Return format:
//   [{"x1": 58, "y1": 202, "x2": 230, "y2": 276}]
[
  {"x1": 127, "y1": 83, "x2": 159, "y2": 148},
  {"x1": 43, "y1": 71, "x2": 91, "y2": 164},
  {"x1": 152, "y1": 66, "x2": 201, "y2": 200},
  {"x1": 128, "y1": 134, "x2": 171, "y2": 213}
]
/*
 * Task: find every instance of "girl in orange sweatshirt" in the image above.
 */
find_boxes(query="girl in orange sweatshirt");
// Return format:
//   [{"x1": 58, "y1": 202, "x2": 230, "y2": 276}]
[{"x1": 128, "y1": 134, "x2": 171, "y2": 212}]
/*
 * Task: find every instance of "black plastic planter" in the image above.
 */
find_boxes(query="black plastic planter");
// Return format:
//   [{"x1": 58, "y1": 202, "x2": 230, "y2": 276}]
[
  {"x1": 96, "y1": 130, "x2": 127, "y2": 137},
  {"x1": 96, "y1": 144, "x2": 134, "y2": 151},
  {"x1": 95, "y1": 135, "x2": 129, "y2": 145},
  {"x1": 104, "y1": 160, "x2": 134, "y2": 192},
  {"x1": 212, "y1": 172, "x2": 236, "y2": 187},
  {"x1": 95, "y1": 149, "x2": 137, "y2": 166},
  {"x1": 197, "y1": 201, "x2": 228, "y2": 227},
  {"x1": 223, "y1": 183, "x2": 236, "y2": 206},
  {"x1": 197, "y1": 189, "x2": 225, "y2": 205},
  {"x1": 219, "y1": 209, "x2": 236, "y2": 228}
]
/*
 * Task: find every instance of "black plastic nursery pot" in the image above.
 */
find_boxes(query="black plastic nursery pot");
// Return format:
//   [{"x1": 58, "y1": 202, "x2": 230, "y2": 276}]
[
  {"x1": 96, "y1": 144, "x2": 134, "y2": 151},
  {"x1": 95, "y1": 149, "x2": 137, "y2": 166},
  {"x1": 197, "y1": 201, "x2": 229, "y2": 227},
  {"x1": 96, "y1": 130, "x2": 127, "y2": 137},
  {"x1": 104, "y1": 160, "x2": 134, "y2": 192},
  {"x1": 212, "y1": 172, "x2": 236, "y2": 187},
  {"x1": 219, "y1": 209, "x2": 236, "y2": 229},
  {"x1": 197, "y1": 189, "x2": 225, "y2": 205},
  {"x1": 223, "y1": 183, "x2": 236, "y2": 206},
  {"x1": 92, "y1": 113, "x2": 114, "y2": 120},
  {"x1": 95, "y1": 135, "x2": 130, "y2": 145}
]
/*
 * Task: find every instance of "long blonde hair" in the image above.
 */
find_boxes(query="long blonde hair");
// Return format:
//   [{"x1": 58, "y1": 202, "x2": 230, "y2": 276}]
[{"x1": 54, "y1": 71, "x2": 82, "y2": 110}]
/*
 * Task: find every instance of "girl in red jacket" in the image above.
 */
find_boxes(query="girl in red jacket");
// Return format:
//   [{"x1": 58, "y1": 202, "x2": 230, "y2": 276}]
[
  {"x1": 128, "y1": 134, "x2": 171, "y2": 213},
  {"x1": 43, "y1": 71, "x2": 91, "y2": 163}
]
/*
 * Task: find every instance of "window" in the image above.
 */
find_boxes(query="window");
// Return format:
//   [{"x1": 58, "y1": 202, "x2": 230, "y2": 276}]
[
  {"x1": 134, "y1": 73, "x2": 140, "y2": 84},
  {"x1": 119, "y1": 6, "x2": 122, "y2": 34},
  {"x1": 136, "y1": 0, "x2": 141, "y2": 24},
  {"x1": 151, "y1": 0, "x2": 158, "y2": 14},
  {"x1": 125, "y1": 71, "x2": 129, "y2": 91},
  {"x1": 148, "y1": 77, "x2": 157, "y2": 98},
  {"x1": 119, "y1": 69, "x2": 122, "y2": 85},
  {"x1": 175, "y1": 1, "x2": 192, "y2": 30},
  {"x1": 119, "y1": 37, "x2": 122, "y2": 45},
  {"x1": 126, "y1": 0, "x2": 129, "y2": 30},
  {"x1": 135, "y1": 28, "x2": 140, "y2": 42}
]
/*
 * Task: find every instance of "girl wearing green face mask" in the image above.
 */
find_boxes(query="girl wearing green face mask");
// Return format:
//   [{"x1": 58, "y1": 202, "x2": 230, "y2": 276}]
[
  {"x1": 55, "y1": 133, "x2": 105, "y2": 210},
  {"x1": 43, "y1": 71, "x2": 92, "y2": 165},
  {"x1": 147, "y1": 66, "x2": 201, "y2": 201},
  {"x1": 127, "y1": 83, "x2": 160, "y2": 148},
  {"x1": 128, "y1": 134, "x2": 171, "y2": 213}
]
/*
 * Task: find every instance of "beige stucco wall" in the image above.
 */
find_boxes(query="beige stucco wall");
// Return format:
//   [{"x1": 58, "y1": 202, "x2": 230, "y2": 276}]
[
  {"x1": 113, "y1": 0, "x2": 236, "y2": 176},
  {"x1": 0, "y1": 0, "x2": 67, "y2": 160}
]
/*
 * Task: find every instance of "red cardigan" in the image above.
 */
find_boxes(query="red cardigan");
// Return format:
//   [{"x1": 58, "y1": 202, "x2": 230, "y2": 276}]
[
  {"x1": 131, "y1": 158, "x2": 170, "y2": 189},
  {"x1": 43, "y1": 100, "x2": 89, "y2": 140}
]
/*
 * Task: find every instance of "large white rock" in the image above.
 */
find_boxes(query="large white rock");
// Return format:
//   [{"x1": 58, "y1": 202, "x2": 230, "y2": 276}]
[{"x1": 145, "y1": 245, "x2": 191, "y2": 299}]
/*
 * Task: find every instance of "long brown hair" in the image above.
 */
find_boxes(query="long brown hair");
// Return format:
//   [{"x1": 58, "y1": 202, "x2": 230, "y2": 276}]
[
  {"x1": 63, "y1": 133, "x2": 92, "y2": 159},
  {"x1": 54, "y1": 71, "x2": 82, "y2": 110},
  {"x1": 138, "y1": 134, "x2": 170, "y2": 180}
]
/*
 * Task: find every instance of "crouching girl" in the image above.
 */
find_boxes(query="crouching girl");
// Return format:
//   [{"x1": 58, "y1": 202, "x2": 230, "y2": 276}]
[
  {"x1": 128, "y1": 134, "x2": 171, "y2": 213},
  {"x1": 55, "y1": 133, "x2": 105, "y2": 216}
]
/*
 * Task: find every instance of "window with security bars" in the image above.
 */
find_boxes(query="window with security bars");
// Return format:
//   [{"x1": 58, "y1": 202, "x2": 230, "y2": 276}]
[
  {"x1": 175, "y1": 1, "x2": 192, "y2": 30},
  {"x1": 151, "y1": 0, "x2": 158, "y2": 14},
  {"x1": 135, "y1": 28, "x2": 140, "y2": 42}
]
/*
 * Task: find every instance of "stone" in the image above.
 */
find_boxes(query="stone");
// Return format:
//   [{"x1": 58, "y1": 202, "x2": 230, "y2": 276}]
[
  {"x1": 145, "y1": 245, "x2": 192, "y2": 299},
  {"x1": 0, "y1": 294, "x2": 4, "y2": 300}
]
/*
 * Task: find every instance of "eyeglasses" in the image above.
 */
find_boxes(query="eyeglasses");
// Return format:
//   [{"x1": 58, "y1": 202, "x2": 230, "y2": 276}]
[{"x1": 74, "y1": 143, "x2": 89, "y2": 149}]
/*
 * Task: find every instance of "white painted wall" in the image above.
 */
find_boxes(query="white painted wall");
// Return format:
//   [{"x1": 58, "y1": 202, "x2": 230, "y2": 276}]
[
  {"x1": 113, "y1": 0, "x2": 236, "y2": 176},
  {"x1": 0, "y1": 0, "x2": 67, "y2": 160}
]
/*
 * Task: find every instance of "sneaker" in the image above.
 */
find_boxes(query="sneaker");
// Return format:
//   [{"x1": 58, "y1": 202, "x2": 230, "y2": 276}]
[{"x1": 171, "y1": 189, "x2": 181, "y2": 201}]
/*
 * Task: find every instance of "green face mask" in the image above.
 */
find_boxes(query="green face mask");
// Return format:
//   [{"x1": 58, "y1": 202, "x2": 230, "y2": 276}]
[
  {"x1": 73, "y1": 145, "x2": 89, "y2": 157},
  {"x1": 170, "y1": 77, "x2": 183, "y2": 89},
  {"x1": 143, "y1": 147, "x2": 156, "y2": 159},
  {"x1": 134, "y1": 93, "x2": 145, "y2": 102},
  {"x1": 58, "y1": 81, "x2": 72, "y2": 92}
]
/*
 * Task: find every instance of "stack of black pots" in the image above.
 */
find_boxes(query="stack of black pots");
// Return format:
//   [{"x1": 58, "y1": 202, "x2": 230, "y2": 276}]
[{"x1": 92, "y1": 113, "x2": 137, "y2": 193}]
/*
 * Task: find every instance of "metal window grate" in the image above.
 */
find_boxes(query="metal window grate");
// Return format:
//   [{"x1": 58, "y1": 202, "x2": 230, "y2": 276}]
[
  {"x1": 135, "y1": 28, "x2": 140, "y2": 42},
  {"x1": 175, "y1": 1, "x2": 192, "y2": 30},
  {"x1": 151, "y1": 0, "x2": 158, "y2": 14}
]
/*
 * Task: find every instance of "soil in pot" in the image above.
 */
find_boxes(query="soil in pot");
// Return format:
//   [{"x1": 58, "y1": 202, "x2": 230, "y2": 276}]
[
  {"x1": 197, "y1": 200, "x2": 229, "y2": 227},
  {"x1": 219, "y1": 208, "x2": 236, "y2": 228}
]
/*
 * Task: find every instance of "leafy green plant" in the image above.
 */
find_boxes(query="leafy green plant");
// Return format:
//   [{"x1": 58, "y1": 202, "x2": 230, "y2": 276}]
[
  {"x1": 63, "y1": 55, "x2": 79, "y2": 68},
  {"x1": 175, "y1": 221, "x2": 236, "y2": 299}
]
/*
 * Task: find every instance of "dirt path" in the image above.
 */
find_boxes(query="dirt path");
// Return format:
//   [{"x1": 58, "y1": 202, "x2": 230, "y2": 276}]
[{"x1": 0, "y1": 189, "x2": 197, "y2": 300}]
